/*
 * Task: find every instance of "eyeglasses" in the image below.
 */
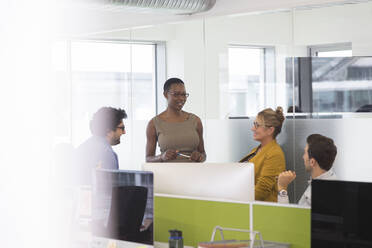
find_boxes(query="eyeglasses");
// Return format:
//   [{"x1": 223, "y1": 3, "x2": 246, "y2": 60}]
[
  {"x1": 117, "y1": 125, "x2": 125, "y2": 131},
  {"x1": 168, "y1": 91, "x2": 190, "y2": 98},
  {"x1": 253, "y1": 121, "x2": 270, "y2": 129}
]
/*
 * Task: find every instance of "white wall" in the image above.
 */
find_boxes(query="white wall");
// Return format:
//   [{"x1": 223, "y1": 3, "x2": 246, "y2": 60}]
[{"x1": 293, "y1": 2, "x2": 372, "y2": 56}]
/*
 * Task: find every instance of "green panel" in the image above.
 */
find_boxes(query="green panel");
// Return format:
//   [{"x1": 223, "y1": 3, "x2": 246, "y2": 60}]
[
  {"x1": 253, "y1": 204, "x2": 310, "y2": 248},
  {"x1": 154, "y1": 196, "x2": 250, "y2": 247}
]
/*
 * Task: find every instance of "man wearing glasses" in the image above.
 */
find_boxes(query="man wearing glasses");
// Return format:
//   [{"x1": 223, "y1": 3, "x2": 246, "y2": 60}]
[{"x1": 75, "y1": 107, "x2": 127, "y2": 184}]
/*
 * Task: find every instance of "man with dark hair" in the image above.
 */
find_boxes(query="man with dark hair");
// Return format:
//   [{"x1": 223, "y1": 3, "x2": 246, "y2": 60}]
[
  {"x1": 75, "y1": 107, "x2": 127, "y2": 184},
  {"x1": 277, "y1": 134, "x2": 337, "y2": 206}
]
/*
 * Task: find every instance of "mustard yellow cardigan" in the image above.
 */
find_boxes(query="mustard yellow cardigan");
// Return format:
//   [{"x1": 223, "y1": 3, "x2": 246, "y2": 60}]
[{"x1": 240, "y1": 140, "x2": 286, "y2": 202}]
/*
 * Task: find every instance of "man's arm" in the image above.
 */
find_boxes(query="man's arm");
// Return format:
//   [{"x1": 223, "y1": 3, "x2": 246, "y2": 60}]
[{"x1": 277, "y1": 170, "x2": 296, "y2": 204}]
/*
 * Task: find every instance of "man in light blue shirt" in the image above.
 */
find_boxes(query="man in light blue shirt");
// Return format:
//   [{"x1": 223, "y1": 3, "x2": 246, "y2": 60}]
[{"x1": 75, "y1": 107, "x2": 127, "y2": 185}]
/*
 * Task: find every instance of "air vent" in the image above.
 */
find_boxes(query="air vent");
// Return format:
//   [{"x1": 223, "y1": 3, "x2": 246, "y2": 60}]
[{"x1": 89, "y1": 0, "x2": 216, "y2": 14}]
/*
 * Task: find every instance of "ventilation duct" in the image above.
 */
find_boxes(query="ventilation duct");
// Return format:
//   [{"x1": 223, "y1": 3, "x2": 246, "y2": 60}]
[{"x1": 90, "y1": 0, "x2": 216, "y2": 14}]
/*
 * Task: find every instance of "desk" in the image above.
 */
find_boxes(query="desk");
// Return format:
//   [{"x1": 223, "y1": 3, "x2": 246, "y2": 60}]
[
  {"x1": 154, "y1": 241, "x2": 194, "y2": 248},
  {"x1": 92, "y1": 237, "x2": 152, "y2": 248},
  {"x1": 91, "y1": 238, "x2": 194, "y2": 248}
]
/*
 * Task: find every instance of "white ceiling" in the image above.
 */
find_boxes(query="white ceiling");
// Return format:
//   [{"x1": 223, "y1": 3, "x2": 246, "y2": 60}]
[{"x1": 57, "y1": 0, "x2": 364, "y2": 36}]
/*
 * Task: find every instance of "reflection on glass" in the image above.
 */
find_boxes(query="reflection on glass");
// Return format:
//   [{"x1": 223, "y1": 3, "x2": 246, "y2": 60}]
[
  {"x1": 286, "y1": 56, "x2": 372, "y2": 116},
  {"x1": 313, "y1": 57, "x2": 372, "y2": 113}
]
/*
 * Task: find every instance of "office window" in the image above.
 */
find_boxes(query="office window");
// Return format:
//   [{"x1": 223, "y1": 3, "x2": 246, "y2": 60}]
[
  {"x1": 309, "y1": 43, "x2": 352, "y2": 57},
  {"x1": 287, "y1": 56, "x2": 372, "y2": 115},
  {"x1": 228, "y1": 45, "x2": 275, "y2": 117},
  {"x1": 285, "y1": 43, "x2": 372, "y2": 115},
  {"x1": 52, "y1": 41, "x2": 71, "y2": 143},
  {"x1": 312, "y1": 56, "x2": 372, "y2": 113},
  {"x1": 52, "y1": 40, "x2": 162, "y2": 146},
  {"x1": 70, "y1": 40, "x2": 158, "y2": 145}
]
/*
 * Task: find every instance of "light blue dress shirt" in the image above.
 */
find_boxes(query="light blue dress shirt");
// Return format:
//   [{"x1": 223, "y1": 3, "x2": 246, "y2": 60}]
[{"x1": 75, "y1": 135, "x2": 119, "y2": 185}]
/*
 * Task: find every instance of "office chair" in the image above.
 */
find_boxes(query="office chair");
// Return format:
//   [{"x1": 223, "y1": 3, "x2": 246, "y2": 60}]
[{"x1": 106, "y1": 185, "x2": 148, "y2": 242}]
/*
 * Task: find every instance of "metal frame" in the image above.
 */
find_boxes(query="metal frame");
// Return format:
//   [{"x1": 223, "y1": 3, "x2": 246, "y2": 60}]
[
  {"x1": 308, "y1": 42, "x2": 352, "y2": 57},
  {"x1": 210, "y1": 226, "x2": 264, "y2": 248}
]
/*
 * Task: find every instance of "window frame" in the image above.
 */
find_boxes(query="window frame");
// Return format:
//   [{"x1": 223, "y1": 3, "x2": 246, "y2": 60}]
[
  {"x1": 308, "y1": 42, "x2": 352, "y2": 57},
  {"x1": 69, "y1": 38, "x2": 166, "y2": 115},
  {"x1": 54, "y1": 38, "x2": 166, "y2": 145},
  {"x1": 227, "y1": 44, "x2": 276, "y2": 117}
]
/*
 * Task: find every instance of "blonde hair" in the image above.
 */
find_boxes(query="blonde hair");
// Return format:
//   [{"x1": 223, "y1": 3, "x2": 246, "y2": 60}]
[{"x1": 257, "y1": 106, "x2": 285, "y2": 138}]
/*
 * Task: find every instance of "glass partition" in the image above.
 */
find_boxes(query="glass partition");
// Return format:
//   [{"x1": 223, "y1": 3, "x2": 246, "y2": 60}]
[
  {"x1": 290, "y1": 1, "x2": 372, "y2": 202},
  {"x1": 204, "y1": 11, "x2": 294, "y2": 119},
  {"x1": 52, "y1": 0, "x2": 372, "y2": 207},
  {"x1": 203, "y1": 10, "x2": 296, "y2": 203}
]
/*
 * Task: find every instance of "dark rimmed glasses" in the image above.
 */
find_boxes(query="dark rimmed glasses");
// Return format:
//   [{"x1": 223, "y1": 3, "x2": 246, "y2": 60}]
[{"x1": 168, "y1": 91, "x2": 190, "y2": 98}]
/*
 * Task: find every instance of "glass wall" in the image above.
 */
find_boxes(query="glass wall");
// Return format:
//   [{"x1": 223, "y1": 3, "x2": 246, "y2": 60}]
[
  {"x1": 53, "y1": 0, "x2": 372, "y2": 204},
  {"x1": 53, "y1": 37, "x2": 159, "y2": 170}
]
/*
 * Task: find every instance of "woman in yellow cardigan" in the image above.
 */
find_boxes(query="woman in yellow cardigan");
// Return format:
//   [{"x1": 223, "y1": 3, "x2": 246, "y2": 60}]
[{"x1": 240, "y1": 107, "x2": 286, "y2": 202}]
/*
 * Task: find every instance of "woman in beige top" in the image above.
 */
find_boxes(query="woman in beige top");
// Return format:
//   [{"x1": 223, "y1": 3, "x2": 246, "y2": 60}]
[{"x1": 146, "y1": 78, "x2": 206, "y2": 162}]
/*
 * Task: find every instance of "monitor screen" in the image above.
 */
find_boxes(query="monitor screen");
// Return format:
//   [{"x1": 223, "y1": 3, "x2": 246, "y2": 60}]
[
  {"x1": 312, "y1": 180, "x2": 372, "y2": 248},
  {"x1": 142, "y1": 163, "x2": 254, "y2": 202},
  {"x1": 92, "y1": 169, "x2": 153, "y2": 245}
]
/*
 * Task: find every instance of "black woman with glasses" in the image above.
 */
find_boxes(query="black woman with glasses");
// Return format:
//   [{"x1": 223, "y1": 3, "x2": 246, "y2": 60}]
[
  {"x1": 146, "y1": 78, "x2": 206, "y2": 163},
  {"x1": 239, "y1": 107, "x2": 286, "y2": 202}
]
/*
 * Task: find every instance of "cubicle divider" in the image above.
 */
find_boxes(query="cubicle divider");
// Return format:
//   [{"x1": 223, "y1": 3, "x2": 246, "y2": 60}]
[
  {"x1": 154, "y1": 195, "x2": 310, "y2": 248},
  {"x1": 154, "y1": 194, "x2": 251, "y2": 247},
  {"x1": 253, "y1": 203, "x2": 310, "y2": 248},
  {"x1": 145, "y1": 163, "x2": 310, "y2": 248}
]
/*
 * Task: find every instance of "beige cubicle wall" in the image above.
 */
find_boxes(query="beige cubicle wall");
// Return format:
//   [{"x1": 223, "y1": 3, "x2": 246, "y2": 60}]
[{"x1": 65, "y1": 1, "x2": 372, "y2": 204}]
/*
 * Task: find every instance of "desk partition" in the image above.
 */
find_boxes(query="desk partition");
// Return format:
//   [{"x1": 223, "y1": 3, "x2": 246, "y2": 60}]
[
  {"x1": 154, "y1": 195, "x2": 310, "y2": 248},
  {"x1": 142, "y1": 163, "x2": 255, "y2": 202},
  {"x1": 143, "y1": 163, "x2": 310, "y2": 248}
]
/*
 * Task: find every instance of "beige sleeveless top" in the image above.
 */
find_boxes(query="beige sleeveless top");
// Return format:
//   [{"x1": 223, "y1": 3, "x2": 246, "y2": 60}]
[{"x1": 153, "y1": 113, "x2": 200, "y2": 162}]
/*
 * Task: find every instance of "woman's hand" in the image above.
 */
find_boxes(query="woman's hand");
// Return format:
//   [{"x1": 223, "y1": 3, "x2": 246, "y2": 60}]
[
  {"x1": 190, "y1": 151, "x2": 204, "y2": 162},
  {"x1": 160, "y1": 149, "x2": 178, "y2": 162}
]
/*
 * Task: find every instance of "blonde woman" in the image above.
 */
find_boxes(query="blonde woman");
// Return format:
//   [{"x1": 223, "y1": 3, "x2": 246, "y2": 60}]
[{"x1": 240, "y1": 107, "x2": 286, "y2": 202}]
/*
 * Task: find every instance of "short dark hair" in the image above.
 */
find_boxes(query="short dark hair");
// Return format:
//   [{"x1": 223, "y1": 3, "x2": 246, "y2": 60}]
[
  {"x1": 307, "y1": 134, "x2": 337, "y2": 171},
  {"x1": 90, "y1": 107, "x2": 127, "y2": 136},
  {"x1": 163, "y1": 77, "x2": 184, "y2": 92}
]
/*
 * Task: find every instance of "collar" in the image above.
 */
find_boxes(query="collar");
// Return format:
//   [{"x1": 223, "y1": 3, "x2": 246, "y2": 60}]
[
  {"x1": 308, "y1": 169, "x2": 336, "y2": 184},
  {"x1": 240, "y1": 139, "x2": 278, "y2": 163},
  {"x1": 315, "y1": 169, "x2": 335, "y2": 180}
]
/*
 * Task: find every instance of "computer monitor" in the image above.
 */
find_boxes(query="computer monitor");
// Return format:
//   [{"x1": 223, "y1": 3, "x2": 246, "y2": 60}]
[
  {"x1": 142, "y1": 163, "x2": 254, "y2": 202},
  {"x1": 312, "y1": 180, "x2": 372, "y2": 248},
  {"x1": 92, "y1": 169, "x2": 154, "y2": 245}
]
